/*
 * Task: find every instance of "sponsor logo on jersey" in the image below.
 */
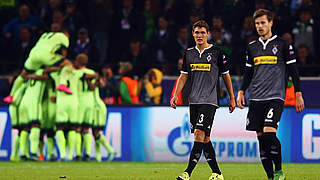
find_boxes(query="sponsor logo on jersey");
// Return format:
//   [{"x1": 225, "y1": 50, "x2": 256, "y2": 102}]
[
  {"x1": 254, "y1": 56, "x2": 278, "y2": 65},
  {"x1": 190, "y1": 64, "x2": 211, "y2": 71}
]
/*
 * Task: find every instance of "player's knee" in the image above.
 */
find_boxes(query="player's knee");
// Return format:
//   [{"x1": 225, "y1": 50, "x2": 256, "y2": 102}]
[
  {"x1": 263, "y1": 126, "x2": 277, "y2": 133},
  {"x1": 194, "y1": 129, "x2": 205, "y2": 142},
  {"x1": 256, "y1": 132, "x2": 263, "y2": 136},
  {"x1": 204, "y1": 136, "x2": 211, "y2": 143}
]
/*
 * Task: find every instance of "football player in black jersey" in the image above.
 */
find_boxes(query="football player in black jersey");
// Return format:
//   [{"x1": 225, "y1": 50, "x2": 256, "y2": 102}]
[
  {"x1": 171, "y1": 20, "x2": 236, "y2": 180},
  {"x1": 237, "y1": 9, "x2": 305, "y2": 180}
]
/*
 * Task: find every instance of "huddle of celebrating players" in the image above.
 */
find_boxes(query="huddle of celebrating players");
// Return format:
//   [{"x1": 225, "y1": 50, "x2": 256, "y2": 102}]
[{"x1": 5, "y1": 31, "x2": 115, "y2": 162}]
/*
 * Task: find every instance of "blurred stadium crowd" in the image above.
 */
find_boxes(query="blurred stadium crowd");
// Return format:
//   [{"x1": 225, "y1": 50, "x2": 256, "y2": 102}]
[{"x1": 0, "y1": 0, "x2": 320, "y2": 105}]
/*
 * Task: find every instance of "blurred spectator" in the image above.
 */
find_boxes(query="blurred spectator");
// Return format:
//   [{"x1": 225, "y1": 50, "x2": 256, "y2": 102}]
[
  {"x1": 69, "y1": 27, "x2": 98, "y2": 68},
  {"x1": 297, "y1": 44, "x2": 316, "y2": 76},
  {"x1": 52, "y1": 10, "x2": 65, "y2": 28},
  {"x1": 292, "y1": 7, "x2": 315, "y2": 55},
  {"x1": 111, "y1": 0, "x2": 145, "y2": 62},
  {"x1": 173, "y1": 26, "x2": 189, "y2": 55},
  {"x1": 143, "y1": 0, "x2": 156, "y2": 43},
  {"x1": 270, "y1": 0, "x2": 292, "y2": 35},
  {"x1": 240, "y1": 16, "x2": 255, "y2": 46},
  {"x1": 99, "y1": 66, "x2": 118, "y2": 104},
  {"x1": 210, "y1": 16, "x2": 232, "y2": 44},
  {"x1": 137, "y1": 68, "x2": 163, "y2": 104},
  {"x1": 148, "y1": 16, "x2": 176, "y2": 64},
  {"x1": 87, "y1": 0, "x2": 112, "y2": 66},
  {"x1": 10, "y1": 27, "x2": 35, "y2": 68},
  {"x1": 297, "y1": 44, "x2": 314, "y2": 65},
  {"x1": 208, "y1": 28, "x2": 232, "y2": 56},
  {"x1": 164, "y1": 0, "x2": 190, "y2": 25},
  {"x1": 51, "y1": 22, "x2": 62, "y2": 32},
  {"x1": 64, "y1": 0, "x2": 87, "y2": 38},
  {"x1": 121, "y1": 37, "x2": 147, "y2": 76},
  {"x1": 282, "y1": 32, "x2": 294, "y2": 45},
  {"x1": 191, "y1": 0, "x2": 210, "y2": 22},
  {"x1": 43, "y1": 0, "x2": 64, "y2": 27},
  {"x1": 2, "y1": 4, "x2": 40, "y2": 41},
  {"x1": 118, "y1": 61, "x2": 139, "y2": 104}
]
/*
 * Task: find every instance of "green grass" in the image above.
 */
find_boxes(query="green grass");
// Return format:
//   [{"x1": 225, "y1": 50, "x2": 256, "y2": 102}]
[{"x1": 0, "y1": 162, "x2": 319, "y2": 180}]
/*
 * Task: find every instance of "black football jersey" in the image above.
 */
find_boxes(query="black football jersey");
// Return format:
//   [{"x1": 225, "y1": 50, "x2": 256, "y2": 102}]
[
  {"x1": 245, "y1": 35, "x2": 296, "y2": 101},
  {"x1": 181, "y1": 44, "x2": 230, "y2": 106}
]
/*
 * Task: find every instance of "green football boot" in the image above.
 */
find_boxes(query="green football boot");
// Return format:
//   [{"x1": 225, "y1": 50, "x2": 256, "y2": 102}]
[
  {"x1": 177, "y1": 172, "x2": 190, "y2": 180},
  {"x1": 274, "y1": 170, "x2": 285, "y2": 180},
  {"x1": 209, "y1": 173, "x2": 224, "y2": 180}
]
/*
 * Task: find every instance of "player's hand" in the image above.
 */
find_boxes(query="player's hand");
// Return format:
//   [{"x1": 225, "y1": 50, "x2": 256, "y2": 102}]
[
  {"x1": 170, "y1": 96, "x2": 178, "y2": 109},
  {"x1": 229, "y1": 97, "x2": 236, "y2": 113},
  {"x1": 295, "y1": 92, "x2": 305, "y2": 113},
  {"x1": 237, "y1": 91, "x2": 245, "y2": 109}
]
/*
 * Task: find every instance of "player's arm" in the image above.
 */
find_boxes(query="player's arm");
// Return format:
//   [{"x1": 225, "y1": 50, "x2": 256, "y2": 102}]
[
  {"x1": 85, "y1": 73, "x2": 99, "y2": 79},
  {"x1": 218, "y1": 51, "x2": 235, "y2": 113},
  {"x1": 86, "y1": 79, "x2": 99, "y2": 90},
  {"x1": 171, "y1": 52, "x2": 188, "y2": 109},
  {"x1": 170, "y1": 73, "x2": 188, "y2": 109},
  {"x1": 222, "y1": 73, "x2": 235, "y2": 113},
  {"x1": 25, "y1": 73, "x2": 48, "y2": 80},
  {"x1": 237, "y1": 49, "x2": 254, "y2": 109},
  {"x1": 284, "y1": 43, "x2": 305, "y2": 112}
]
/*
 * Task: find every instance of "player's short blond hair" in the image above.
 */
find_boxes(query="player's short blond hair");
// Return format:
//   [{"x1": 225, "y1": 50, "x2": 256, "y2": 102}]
[{"x1": 76, "y1": 53, "x2": 88, "y2": 66}]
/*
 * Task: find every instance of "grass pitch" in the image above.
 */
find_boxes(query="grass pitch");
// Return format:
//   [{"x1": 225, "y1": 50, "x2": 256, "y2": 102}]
[{"x1": 0, "y1": 162, "x2": 319, "y2": 180}]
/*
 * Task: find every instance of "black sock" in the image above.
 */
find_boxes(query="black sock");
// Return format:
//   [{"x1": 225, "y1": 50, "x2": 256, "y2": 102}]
[
  {"x1": 203, "y1": 141, "x2": 221, "y2": 175},
  {"x1": 264, "y1": 132, "x2": 282, "y2": 171},
  {"x1": 185, "y1": 142, "x2": 204, "y2": 176},
  {"x1": 258, "y1": 135, "x2": 274, "y2": 178}
]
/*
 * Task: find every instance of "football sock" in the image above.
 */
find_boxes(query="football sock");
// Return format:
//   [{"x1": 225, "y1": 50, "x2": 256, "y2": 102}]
[
  {"x1": 47, "y1": 137, "x2": 55, "y2": 159},
  {"x1": 11, "y1": 135, "x2": 20, "y2": 158},
  {"x1": 264, "y1": 132, "x2": 282, "y2": 171},
  {"x1": 203, "y1": 141, "x2": 221, "y2": 175},
  {"x1": 39, "y1": 139, "x2": 44, "y2": 157},
  {"x1": 83, "y1": 133, "x2": 92, "y2": 156},
  {"x1": 30, "y1": 127, "x2": 40, "y2": 155},
  {"x1": 19, "y1": 130, "x2": 28, "y2": 157},
  {"x1": 76, "y1": 132, "x2": 82, "y2": 157},
  {"x1": 95, "y1": 141, "x2": 101, "y2": 162},
  {"x1": 185, "y1": 142, "x2": 204, "y2": 176},
  {"x1": 56, "y1": 130, "x2": 66, "y2": 159},
  {"x1": 67, "y1": 130, "x2": 76, "y2": 160},
  {"x1": 96, "y1": 134, "x2": 115, "y2": 153},
  {"x1": 258, "y1": 134, "x2": 274, "y2": 179}
]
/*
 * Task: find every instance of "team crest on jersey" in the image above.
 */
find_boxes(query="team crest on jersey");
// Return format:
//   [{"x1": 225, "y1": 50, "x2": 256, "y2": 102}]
[
  {"x1": 207, "y1": 53, "x2": 212, "y2": 62},
  {"x1": 190, "y1": 64, "x2": 211, "y2": 71},
  {"x1": 272, "y1": 45, "x2": 279, "y2": 55},
  {"x1": 254, "y1": 56, "x2": 278, "y2": 65}
]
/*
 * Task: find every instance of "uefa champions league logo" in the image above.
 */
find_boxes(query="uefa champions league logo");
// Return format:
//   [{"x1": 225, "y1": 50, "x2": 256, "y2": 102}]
[{"x1": 167, "y1": 113, "x2": 193, "y2": 156}]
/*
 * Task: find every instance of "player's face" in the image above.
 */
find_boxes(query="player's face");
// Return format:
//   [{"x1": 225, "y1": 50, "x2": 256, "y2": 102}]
[
  {"x1": 255, "y1": 15, "x2": 273, "y2": 37},
  {"x1": 192, "y1": 27, "x2": 209, "y2": 45}
]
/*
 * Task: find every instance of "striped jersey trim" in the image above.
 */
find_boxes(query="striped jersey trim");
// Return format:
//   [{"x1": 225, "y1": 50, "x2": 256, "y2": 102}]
[{"x1": 286, "y1": 59, "x2": 296, "y2": 64}]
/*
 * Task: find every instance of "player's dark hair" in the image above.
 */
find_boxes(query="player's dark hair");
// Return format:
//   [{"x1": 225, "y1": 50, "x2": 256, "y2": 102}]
[
  {"x1": 192, "y1": 20, "x2": 210, "y2": 33},
  {"x1": 253, "y1": 9, "x2": 274, "y2": 22}
]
